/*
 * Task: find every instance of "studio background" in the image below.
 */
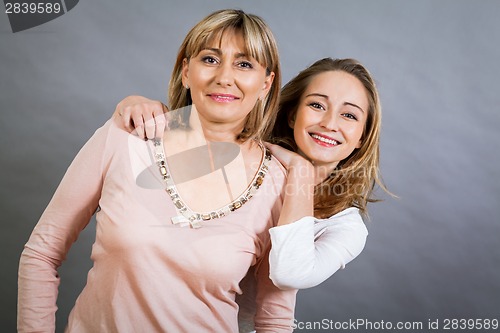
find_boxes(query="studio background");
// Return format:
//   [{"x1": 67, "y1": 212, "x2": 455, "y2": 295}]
[{"x1": 1, "y1": 1, "x2": 499, "y2": 332}]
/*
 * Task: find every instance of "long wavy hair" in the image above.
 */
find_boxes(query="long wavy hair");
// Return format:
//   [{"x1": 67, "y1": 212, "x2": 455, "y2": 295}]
[
  {"x1": 270, "y1": 58, "x2": 389, "y2": 218},
  {"x1": 168, "y1": 9, "x2": 281, "y2": 142}
]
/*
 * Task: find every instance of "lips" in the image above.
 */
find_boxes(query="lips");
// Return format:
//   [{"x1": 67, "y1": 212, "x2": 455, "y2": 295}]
[
  {"x1": 310, "y1": 133, "x2": 341, "y2": 146},
  {"x1": 208, "y1": 93, "x2": 240, "y2": 102}
]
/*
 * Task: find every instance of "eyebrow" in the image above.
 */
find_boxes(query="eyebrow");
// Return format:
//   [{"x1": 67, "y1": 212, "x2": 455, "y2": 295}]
[
  {"x1": 305, "y1": 93, "x2": 365, "y2": 113},
  {"x1": 203, "y1": 48, "x2": 248, "y2": 59}
]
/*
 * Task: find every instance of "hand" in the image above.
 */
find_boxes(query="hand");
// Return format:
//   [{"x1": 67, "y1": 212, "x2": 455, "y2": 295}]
[
  {"x1": 265, "y1": 142, "x2": 315, "y2": 226},
  {"x1": 114, "y1": 95, "x2": 169, "y2": 140},
  {"x1": 264, "y1": 142, "x2": 313, "y2": 171}
]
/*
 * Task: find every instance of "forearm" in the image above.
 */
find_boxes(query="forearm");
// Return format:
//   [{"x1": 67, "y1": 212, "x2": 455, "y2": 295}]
[
  {"x1": 254, "y1": 249, "x2": 297, "y2": 333},
  {"x1": 18, "y1": 246, "x2": 61, "y2": 333},
  {"x1": 277, "y1": 163, "x2": 315, "y2": 226},
  {"x1": 270, "y1": 208, "x2": 368, "y2": 290}
]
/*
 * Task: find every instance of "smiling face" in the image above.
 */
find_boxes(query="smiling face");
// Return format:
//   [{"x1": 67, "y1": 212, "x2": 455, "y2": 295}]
[
  {"x1": 181, "y1": 29, "x2": 274, "y2": 138},
  {"x1": 292, "y1": 70, "x2": 368, "y2": 170}
]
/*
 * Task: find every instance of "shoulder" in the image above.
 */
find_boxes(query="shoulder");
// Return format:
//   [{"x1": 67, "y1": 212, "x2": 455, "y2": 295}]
[
  {"x1": 86, "y1": 117, "x2": 127, "y2": 145},
  {"x1": 83, "y1": 117, "x2": 147, "y2": 176},
  {"x1": 268, "y1": 153, "x2": 287, "y2": 175},
  {"x1": 93, "y1": 117, "x2": 146, "y2": 153},
  {"x1": 264, "y1": 153, "x2": 287, "y2": 186}
]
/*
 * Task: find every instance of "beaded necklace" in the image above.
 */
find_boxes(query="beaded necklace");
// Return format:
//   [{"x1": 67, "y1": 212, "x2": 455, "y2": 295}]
[{"x1": 152, "y1": 138, "x2": 272, "y2": 228}]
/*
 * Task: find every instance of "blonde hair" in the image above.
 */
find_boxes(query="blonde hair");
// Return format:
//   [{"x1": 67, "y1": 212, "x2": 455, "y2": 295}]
[
  {"x1": 168, "y1": 9, "x2": 281, "y2": 142},
  {"x1": 270, "y1": 58, "x2": 390, "y2": 218}
]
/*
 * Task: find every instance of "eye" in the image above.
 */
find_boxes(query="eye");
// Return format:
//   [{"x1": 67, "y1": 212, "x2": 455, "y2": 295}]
[
  {"x1": 308, "y1": 102, "x2": 326, "y2": 111},
  {"x1": 237, "y1": 61, "x2": 254, "y2": 69},
  {"x1": 201, "y1": 56, "x2": 218, "y2": 65},
  {"x1": 342, "y1": 113, "x2": 358, "y2": 121}
]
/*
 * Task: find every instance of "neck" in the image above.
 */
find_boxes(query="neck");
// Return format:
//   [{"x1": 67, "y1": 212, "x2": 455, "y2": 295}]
[
  {"x1": 201, "y1": 123, "x2": 242, "y2": 143},
  {"x1": 189, "y1": 105, "x2": 245, "y2": 143}
]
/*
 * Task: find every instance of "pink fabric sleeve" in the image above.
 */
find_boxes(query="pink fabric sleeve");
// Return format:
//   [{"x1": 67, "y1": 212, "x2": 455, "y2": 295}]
[
  {"x1": 253, "y1": 159, "x2": 297, "y2": 333},
  {"x1": 17, "y1": 120, "x2": 113, "y2": 333},
  {"x1": 253, "y1": 248, "x2": 297, "y2": 333}
]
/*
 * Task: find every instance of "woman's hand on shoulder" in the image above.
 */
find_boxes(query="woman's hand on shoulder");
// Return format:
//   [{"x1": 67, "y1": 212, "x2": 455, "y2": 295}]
[
  {"x1": 264, "y1": 142, "x2": 314, "y2": 173},
  {"x1": 114, "y1": 95, "x2": 169, "y2": 140}
]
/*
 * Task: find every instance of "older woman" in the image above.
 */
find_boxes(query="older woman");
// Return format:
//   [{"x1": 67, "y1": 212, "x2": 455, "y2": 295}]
[{"x1": 18, "y1": 9, "x2": 296, "y2": 333}]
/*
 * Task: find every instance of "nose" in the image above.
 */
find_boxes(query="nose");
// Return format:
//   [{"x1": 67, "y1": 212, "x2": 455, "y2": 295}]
[
  {"x1": 319, "y1": 111, "x2": 339, "y2": 131},
  {"x1": 215, "y1": 62, "x2": 234, "y2": 87}
]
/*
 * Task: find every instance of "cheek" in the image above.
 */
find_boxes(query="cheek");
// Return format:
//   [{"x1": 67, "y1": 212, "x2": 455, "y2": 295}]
[
  {"x1": 293, "y1": 107, "x2": 311, "y2": 128},
  {"x1": 191, "y1": 71, "x2": 210, "y2": 86},
  {"x1": 351, "y1": 125, "x2": 365, "y2": 148},
  {"x1": 354, "y1": 126, "x2": 365, "y2": 141},
  {"x1": 239, "y1": 75, "x2": 265, "y2": 96},
  {"x1": 188, "y1": 64, "x2": 211, "y2": 86},
  {"x1": 349, "y1": 118, "x2": 367, "y2": 139}
]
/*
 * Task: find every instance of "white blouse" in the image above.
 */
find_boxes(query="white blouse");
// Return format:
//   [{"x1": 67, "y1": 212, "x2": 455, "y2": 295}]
[{"x1": 269, "y1": 207, "x2": 368, "y2": 290}]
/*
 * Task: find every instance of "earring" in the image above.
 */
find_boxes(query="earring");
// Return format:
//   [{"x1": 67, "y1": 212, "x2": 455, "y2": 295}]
[{"x1": 185, "y1": 84, "x2": 189, "y2": 89}]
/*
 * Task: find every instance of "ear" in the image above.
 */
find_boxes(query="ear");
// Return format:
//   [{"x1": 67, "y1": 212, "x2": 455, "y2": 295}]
[
  {"x1": 181, "y1": 58, "x2": 189, "y2": 87},
  {"x1": 356, "y1": 139, "x2": 362, "y2": 149},
  {"x1": 288, "y1": 114, "x2": 295, "y2": 129},
  {"x1": 258, "y1": 71, "x2": 275, "y2": 100}
]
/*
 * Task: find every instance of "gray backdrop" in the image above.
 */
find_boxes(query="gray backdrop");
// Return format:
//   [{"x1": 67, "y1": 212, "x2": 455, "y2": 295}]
[{"x1": 1, "y1": 1, "x2": 499, "y2": 332}]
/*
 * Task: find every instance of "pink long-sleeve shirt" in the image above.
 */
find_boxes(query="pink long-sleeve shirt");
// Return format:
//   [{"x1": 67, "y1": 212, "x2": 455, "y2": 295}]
[{"x1": 18, "y1": 118, "x2": 296, "y2": 333}]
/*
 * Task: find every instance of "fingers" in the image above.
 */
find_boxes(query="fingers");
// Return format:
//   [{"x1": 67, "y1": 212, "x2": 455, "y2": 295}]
[
  {"x1": 114, "y1": 96, "x2": 166, "y2": 139},
  {"x1": 264, "y1": 142, "x2": 290, "y2": 157},
  {"x1": 264, "y1": 142, "x2": 292, "y2": 168},
  {"x1": 143, "y1": 111, "x2": 155, "y2": 141},
  {"x1": 114, "y1": 100, "x2": 133, "y2": 132},
  {"x1": 153, "y1": 105, "x2": 167, "y2": 140},
  {"x1": 264, "y1": 142, "x2": 311, "y2": 170},
  {"x1": 130, "y1": 106, "x2": 147, "y2": 140},
  {"x1": 143, "y1": 101, "x2": 166, "y2": 140}
]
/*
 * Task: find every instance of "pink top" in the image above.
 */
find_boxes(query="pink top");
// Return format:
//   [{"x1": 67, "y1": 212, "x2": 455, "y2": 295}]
[{"x1": 18, "y1": 118, "x2": 296, "y2": 333}]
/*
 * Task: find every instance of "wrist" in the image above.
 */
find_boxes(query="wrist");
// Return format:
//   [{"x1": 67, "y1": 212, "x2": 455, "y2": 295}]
[
  {"x1": 288, "y1": 161, "x2": 314, "y2": 177},
  {"x1": 286, "y1": 164, "x2": 315, "y2": 194}
]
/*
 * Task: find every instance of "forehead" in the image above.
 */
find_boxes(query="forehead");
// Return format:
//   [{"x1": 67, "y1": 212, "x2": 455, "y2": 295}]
[
  {"x1": 190, "y1": 27, "x2": 267, "y2": 66},
  {"x1": 203, "y1": 29, "x2": 246, "y2": 52},
  {"x1": 304, "y1": 71, "x2": 368, "y2": 107}
]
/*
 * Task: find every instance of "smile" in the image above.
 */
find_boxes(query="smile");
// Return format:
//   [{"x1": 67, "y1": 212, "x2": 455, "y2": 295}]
[
  {"x1": 208, "y1": 94, "x2": 239, "y2": 102},
  {"x1": 310, "y1": 133, "x2": 340, "y2": 146}
]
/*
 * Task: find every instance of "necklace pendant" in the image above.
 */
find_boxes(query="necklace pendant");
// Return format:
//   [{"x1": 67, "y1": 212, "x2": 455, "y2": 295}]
[
  {"x1": 171, "y1": 215, "x2": 202, "y2": 229},
  {"x1": 189, "y1": 220, "x2": 202, "y2": 229},
  {"x1": 171, "y1": 215, "x2": 190, "y2": 225}
]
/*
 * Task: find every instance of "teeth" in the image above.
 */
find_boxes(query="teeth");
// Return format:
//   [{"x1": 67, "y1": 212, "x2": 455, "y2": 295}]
[
  {"x1": 311, "y1": 134, "x2": 339, "y2": 145},
  {"x1": 213, "y1": 95, "x2": 234, "y2": 100}
]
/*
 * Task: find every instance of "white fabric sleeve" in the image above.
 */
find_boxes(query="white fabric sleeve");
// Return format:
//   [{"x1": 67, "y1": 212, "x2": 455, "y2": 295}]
[{"x1": 268, "y1": 208, "x2": 368, "y2": 290}]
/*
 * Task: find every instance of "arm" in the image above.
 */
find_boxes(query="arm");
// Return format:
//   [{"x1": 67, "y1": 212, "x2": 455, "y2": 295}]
[
  {"x1": 253, "y1": 248, "x2": 297, "y2": 333},
  {"x1": 17, "y1": 120, "x2": 113, "y2": 332},
  {"x1": 249, "y1": 156, "x2": 297, "y2": 333},
  {"x1": 113, "y1": 95, "x2": 167, "y2": 140},
  {"x1": 264, "y1": 143, "x2": 315, "y2": 227},
  {"x1": 265, "y1": 143, "x2": 368, "y2": 290},
  {"x1": 269, "y1": 208, "x2": 368, "y2": 290}
]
